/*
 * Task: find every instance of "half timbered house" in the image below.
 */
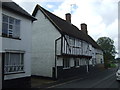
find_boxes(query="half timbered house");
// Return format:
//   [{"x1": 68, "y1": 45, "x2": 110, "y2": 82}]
[{"x1": 32, "y1": 4, "x2": 104, "y2": 79}]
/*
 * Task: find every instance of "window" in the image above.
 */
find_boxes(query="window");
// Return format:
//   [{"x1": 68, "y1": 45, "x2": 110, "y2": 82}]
[
  {"x1": 74, "y1": 58, "x2": 79, "y2": 67},
  {"x1": 63, "y1": 58, "x2": 70, "y2": 68},
  {"x1": 69, "y1": 37, "x2": 75, "y2": 46},
  {"x1": 2, "y1": 14, "x2": 20, "y2": 39},
  {"x1": 4, "y1": 52, "x2": 24, "y2": 74},
  {"x1": 75, "y1": 39, "x2": 78, "y2": 47}
]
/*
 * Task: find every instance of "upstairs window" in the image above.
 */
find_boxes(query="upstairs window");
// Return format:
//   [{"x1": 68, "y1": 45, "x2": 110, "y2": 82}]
[
  {"x1": 69, "y1": 37, "x2": 75, "y2": 46},
  {"x1": 2, "y1": 14, "x2": 20, "y2": 39}
]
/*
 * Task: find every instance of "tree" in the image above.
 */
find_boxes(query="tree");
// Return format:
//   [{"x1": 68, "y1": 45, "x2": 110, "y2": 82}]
[{"x1": 97, "y1": 37, "x2": 117, "y2": 68}]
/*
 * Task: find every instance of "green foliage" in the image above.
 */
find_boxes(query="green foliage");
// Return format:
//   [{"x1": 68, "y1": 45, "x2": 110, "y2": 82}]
[
  {"x1": 97, "y1": 37, "x2": 117, "y2": 68},
  {"x1": 110, "y1": 63, "x2": 116, "y2": 68}
]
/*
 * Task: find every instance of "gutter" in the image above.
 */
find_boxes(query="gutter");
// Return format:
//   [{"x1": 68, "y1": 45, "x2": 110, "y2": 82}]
[{"x1": 55, "y1": 37, "x2": 61, "y2": 79}]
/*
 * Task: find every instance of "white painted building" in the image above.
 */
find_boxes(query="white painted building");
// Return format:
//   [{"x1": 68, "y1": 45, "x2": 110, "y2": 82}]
[
  {"x1": 32, "y1": 5, "x2": 104, "y2": 79},
  {"x1": 1, "y1": 2, "x2": 36, "y2": 88},
  {"x1": 0, "y1": 2, "x2": 2, "y2": 89},
  {"x1": 118, "y1": 1, "x2": 120, "y2": 58}
]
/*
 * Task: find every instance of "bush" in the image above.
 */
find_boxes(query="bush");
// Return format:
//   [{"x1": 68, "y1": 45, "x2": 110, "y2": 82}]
[{"x1": 109, "y1": 63, "x2": 116, "y2": 68}]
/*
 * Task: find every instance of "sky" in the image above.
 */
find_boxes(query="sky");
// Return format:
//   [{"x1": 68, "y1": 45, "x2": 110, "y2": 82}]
[{"x1": 12, "y1": 0, "x2": 119, "y2": 57}]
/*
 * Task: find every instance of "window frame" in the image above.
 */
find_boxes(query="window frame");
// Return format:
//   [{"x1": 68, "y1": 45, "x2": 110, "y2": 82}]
[
  {"x1": 74, "y1": 58, "x2": 80, "y2": 67},
  {"x1": 4, "y1": 52, "x2": 25, "y2": 75},
  {"x1": 63, "y1": 58, "x2": 70, "y2": 69},
  {"x1": 2, "y1": 14, "x2": 21, "y2": 40}
]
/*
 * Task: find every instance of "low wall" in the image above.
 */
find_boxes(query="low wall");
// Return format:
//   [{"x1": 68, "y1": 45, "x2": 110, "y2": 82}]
[
  {"x1": 53, "y1": 64, "x2": 104, "y2": 79},
  {"x1": 3, "y1": 76, "x2": 31, "y2": 88}
]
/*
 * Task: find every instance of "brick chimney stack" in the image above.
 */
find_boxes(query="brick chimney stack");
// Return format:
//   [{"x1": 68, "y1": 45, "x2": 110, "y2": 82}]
[
  {"x1": 81, "y1": 23, "x2": 88, "y2": 34},
  {"x1": 65, "y1": 13, "x2": 71, "y2": 23}
]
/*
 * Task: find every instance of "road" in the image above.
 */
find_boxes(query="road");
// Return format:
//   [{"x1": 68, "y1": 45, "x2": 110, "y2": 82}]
[{"x1": 47, "y1": 68, "x2": 120, "y2": 88}]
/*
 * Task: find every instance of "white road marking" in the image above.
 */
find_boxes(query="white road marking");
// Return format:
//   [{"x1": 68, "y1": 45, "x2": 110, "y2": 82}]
[{"x1": 46, "y1": 77, "x2": 84, "y2": 88}]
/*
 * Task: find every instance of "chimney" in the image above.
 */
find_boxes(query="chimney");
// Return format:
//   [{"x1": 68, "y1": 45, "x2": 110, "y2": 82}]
[
  {"x1": 81, "y1": 23, "x2": 88, "y2": 34},
  {"x1": 65, "y1": 13, "x2": 71, "y2": 23}
]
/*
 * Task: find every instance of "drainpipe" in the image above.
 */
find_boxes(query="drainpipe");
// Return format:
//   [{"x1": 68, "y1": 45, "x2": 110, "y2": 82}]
[
  {"x1": 55, "y1": 37, "x2": 61, "y2": 79},
  {"x1": 86, "y1": 59, "x2": 89, "y2": 73}
]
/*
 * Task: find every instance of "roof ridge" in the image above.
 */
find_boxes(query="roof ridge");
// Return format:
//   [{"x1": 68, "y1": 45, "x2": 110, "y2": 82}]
[
  {"x1": 36, "y1": 4, "x2": 76, "y2": 26},
  {"x1": 34, "y1": 4, "x2": 86, "y2": 36}
]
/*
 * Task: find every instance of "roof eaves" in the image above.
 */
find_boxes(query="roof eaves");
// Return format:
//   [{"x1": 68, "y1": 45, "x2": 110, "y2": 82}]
[{"x1": 2, "y1": 2, "x2": 37, "y2": 21}]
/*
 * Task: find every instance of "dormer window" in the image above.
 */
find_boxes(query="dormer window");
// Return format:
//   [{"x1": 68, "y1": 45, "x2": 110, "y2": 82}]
[{"x1": 2, "y1": 14, "x2": 21, "y2": 39}]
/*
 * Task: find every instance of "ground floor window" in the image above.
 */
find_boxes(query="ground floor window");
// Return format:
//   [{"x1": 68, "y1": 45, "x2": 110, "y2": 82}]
[
  {"x1": 63, "y1": 58, "x2": 70, "y2": 68},
  {"x1": 80, "y1": 59, "x2": 86, "y2": 65},
  {"x1": 74, "y1": 58, "x2": 79, "y2": 67},
  {"x1": 4, "y1": 52, "x2": 24, "y2": 74}
]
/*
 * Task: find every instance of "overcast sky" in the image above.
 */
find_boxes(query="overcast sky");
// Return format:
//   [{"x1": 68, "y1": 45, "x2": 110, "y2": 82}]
[{"x1": 12, "y1": 0, "x2": 119, "y2": 57}]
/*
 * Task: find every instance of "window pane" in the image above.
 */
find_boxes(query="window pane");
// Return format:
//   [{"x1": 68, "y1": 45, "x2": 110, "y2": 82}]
[
  {"x1": 3, "y1": 15, "x2": 8, "y2": 23},
  {"x1": 2, "y1": 23, "x2": 8, "y2": 35},
  {"x1": 9, "y1": 24, "x2": 13, "y2": 29},
  {"x1": 8, "y1": 30, "x2": 13, "y2": 36},
  {"x1": 10, "y1": 53, "x2": 20, "y2": 65},
  {"x1": 9, "y1": 17, "x2": 14, "y2": 24},
  {"x1": 15, "y1": 19, "x2": 20, "y2": 25},
  {"x1": 21, "y1": 54, "x2": 24, "y2": 65},
  {"x1": 5, "y1": 53, "x2": 9, "y2": 65},
  {"x1": 13, "y1": 26, "x2": 20, "y2": 38},
  {"x1": 2, "y1": 15, "x2": 21, "y2": 38},
  {"x1": 63, "y1": 58, "x2": 70, "y2": 68}
]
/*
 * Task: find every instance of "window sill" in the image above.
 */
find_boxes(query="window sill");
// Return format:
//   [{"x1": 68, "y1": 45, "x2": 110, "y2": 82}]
[
  {"x1": 63, "y1": 67, "x2": 71, "y2": 70},
  {"x1": 2, "y1": 35, "x2": 21, "y2": 40},
  {"x1": 4, "y1": 71, "x2": 25, "y2": 75},
  {"x1": 75, "y1": 66, "x2": 80, "y2": 68}
]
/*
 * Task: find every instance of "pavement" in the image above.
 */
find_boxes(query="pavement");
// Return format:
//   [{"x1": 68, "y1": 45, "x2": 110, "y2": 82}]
[
  {"x1": 31, "y1": 77, "x2": 56, "y2": 88},
  {"x1": 31, "y1": 67, "x2": 108, "y2": 88}
]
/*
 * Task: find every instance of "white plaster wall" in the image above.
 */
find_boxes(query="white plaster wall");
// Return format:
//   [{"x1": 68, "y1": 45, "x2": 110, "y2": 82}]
[
  {"x1": 0, "y1": 6, "x2": 2, "y2": 89},
  {"x1": 57, "y1": 58, "x2": 63, "y2": 66},
  {"x1": 0, "y1": 5, "x2": 2, "y2": 53},
  {"x1": 70, "y1": 58, "x2": 74, "y2": 67},
  {"x1": 2, "y1": 9, "x2": 32, "y2": 80},
  {"x1": 32, "y1": 10, "x2": 61, "y2": 77}
]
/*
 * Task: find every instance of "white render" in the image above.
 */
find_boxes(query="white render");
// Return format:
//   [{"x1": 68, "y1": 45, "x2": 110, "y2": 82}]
[
  {"x1": 1, "y1": 8, "x2": 32, "y2": 80},
  {"x1": 0, "y1": 6, "x2": 2, "y2": 90},
  {"x1": 32, "y1": 10, "x2": 61, "y2": 77},
  {"x1": 0, "y1": 5, "x2": 2, "y2": 53}
]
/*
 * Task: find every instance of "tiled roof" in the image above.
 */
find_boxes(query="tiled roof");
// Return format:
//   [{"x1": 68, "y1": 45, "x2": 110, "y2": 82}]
[
  {"x1": 32, "y1": 4, "x2": 102, "y2": 50},
  {"x1": 2, "y1": 2, "x2": 36, "y2": 21}
]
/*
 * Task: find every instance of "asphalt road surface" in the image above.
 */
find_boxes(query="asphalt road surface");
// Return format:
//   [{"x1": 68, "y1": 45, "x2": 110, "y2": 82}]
[{"x1": 47, "y1": 68, "x2": 120, "y2": 88}]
